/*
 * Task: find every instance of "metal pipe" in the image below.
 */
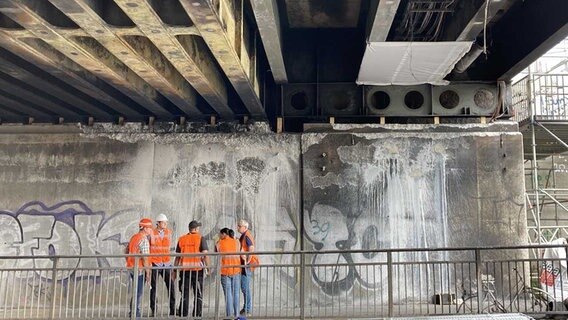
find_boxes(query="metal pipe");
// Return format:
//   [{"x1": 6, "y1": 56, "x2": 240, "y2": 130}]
[
  {"x1": 475, "y1": 249, "x2": 483, "y2": 314},
  {"x1": 300, "y1": 251, "x2": 305, "y2": 320},
  {"x1": 214, "y1": 257, "x2": 220, "y2": 320},
  {"x1": 50, "y1": 258, "x2": 58, "y2": 320},
  {"x1": 540, "y1": 189, "x2": 568, "y2": 213},
  {"x1": 528, "y1": 67, "x2": 542, "y2": 250},
  {"x1": 131, "y1": 259, "x2": 138, "y2": 320},
  {"x1": 453, "y1": 43, "x2": 484, "y2": 74},
  {"x1": 6, "y1": 244, "x2": 568, "y2": 261},
  {"x1": 387, "y1": 252, "x2": 393, "y2": 317},
  {"x1": 535, "y1": 121, "x2": 568, "y2": 150}
]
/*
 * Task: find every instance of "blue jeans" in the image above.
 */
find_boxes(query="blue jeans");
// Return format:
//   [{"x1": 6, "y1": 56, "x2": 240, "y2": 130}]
[
  {"x1": 221, "y1": 274, "x2": 240, "y2": 317},
  {"x1": 130, "y1": 273, "x2": 145, "y2": 318},
  {"x1": 240, "y1": 268, "x2": 252, "y2": 313}
]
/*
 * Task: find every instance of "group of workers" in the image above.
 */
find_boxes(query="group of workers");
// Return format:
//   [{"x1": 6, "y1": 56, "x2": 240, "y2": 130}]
[{"x1": 126, "y1": 214, "x2": 258, "y2": 319}]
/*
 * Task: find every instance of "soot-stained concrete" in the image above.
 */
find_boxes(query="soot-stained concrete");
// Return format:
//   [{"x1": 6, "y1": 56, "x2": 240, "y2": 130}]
[{"x1": 0, "y1": 122, "x2": 526, "y2": 309}]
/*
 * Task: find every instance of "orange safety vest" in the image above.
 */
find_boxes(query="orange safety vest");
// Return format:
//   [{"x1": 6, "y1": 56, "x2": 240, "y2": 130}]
[
  {"x1": 177, "y1": 233, "x2": 204, "y2": 271},
  {"x1": 217, "y1": 238, "x2": 241, "y2": 276},
  {"x1": 240, "y1": 230, "x2": 259, "y2": 271},
  {"x1": 126, "y1": 232, "x2": 147, "y2": 269},
  {"x1": 150, "y1": 228, "x2": 172, "y2": 264}
]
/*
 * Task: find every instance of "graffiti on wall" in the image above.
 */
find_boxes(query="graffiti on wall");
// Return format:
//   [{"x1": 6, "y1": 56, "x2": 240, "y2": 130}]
[
  {"x1": 0, "y1": 133, "x2": 526, "y2": 306},
  {"x1": 301, "y1": 135, "x2": 457, "y2": 297},
  {"x1": 0, "y1": 200, "x2": 140, "y2": 280},
  {"x1": 0, "y1": 140, "x2": 303, "y2": 308},
  {"x1": 301, "y1": 133, "x2": 527, "y2": 298}
]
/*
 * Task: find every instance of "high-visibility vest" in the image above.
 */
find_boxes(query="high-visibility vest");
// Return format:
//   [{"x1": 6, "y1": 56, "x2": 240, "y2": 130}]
[
  {"x1": 177, "y1": 233, "x2": 204, "y2": 271},
  {"x1": 217, "y1": 238, "x2": 241, "y2": 276},
  {"x1": 150, "y1": 228, "x2": 172, "y2": 264},
  {"x1": 240, "y1": 230, "x2": 259, "y2": 271},
  {"x1": 126, "y1": 232, "x2": 147, "y2": 269}
]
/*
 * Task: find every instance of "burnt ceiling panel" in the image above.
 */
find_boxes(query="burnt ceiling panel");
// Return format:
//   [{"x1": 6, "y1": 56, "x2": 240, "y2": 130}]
[{"x1": 284, "y1": 0, "x2": 362, "y2": 28}]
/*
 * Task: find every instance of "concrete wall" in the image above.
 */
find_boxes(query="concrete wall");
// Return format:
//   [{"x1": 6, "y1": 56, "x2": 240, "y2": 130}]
[
  {"x1": 301, "y1": 125, "x2": 527, "y2": 301},
  {"x1": 0, "y1": 122, "x2": 527, "y2": 309},
  {"x1": 0, "y1": 131, "x2": 301, "y2": 269}
]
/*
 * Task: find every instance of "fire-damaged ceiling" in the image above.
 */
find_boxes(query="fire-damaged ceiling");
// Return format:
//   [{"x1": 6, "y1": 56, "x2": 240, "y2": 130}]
[{"x1": 0, "y1": 0, "x2": 565, "y2": 126}]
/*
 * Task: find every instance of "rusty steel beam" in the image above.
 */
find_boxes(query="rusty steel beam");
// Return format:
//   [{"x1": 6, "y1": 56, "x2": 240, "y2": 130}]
[
  {"x1": 113, "y1": 0, "x2": 234, "y2": 118},
  {"x1": 0, "y1": 1, "x2": 175, "y2": 119},
  {"x1": 0, "y1": 35, "x2": 148, "y2": 117},
  {"x1": 0, "y1": 73, "x2": 87, "y2": 118},
  {"x1": 250, "y1": 0, "x2": 287, "y2": 84},
  {"x1": 46, "y1": 0, "x2": 202, "y2": 118},
  {"x1": 0, "y1": 49, "x2": 115, "y2": 119},
  {"x1": 166, "y1": 26, "x2": 200, "y2": 36},
  {"x1": 368, "y1": 0, "x2": 401, "y2": 42},
  {"x1": 2, "y1": 29, "x2": 34, "y2": 38},
  {"x1": 180, "y1": 0, "x2": 266, "y2": 118},
  {"x1": 0, "y1": 103, "x2": 27, "y2": 120},
  {"x1": 0, "y1": 87, "x2": 58, "y2": 119},
  {"x1": 456, "y1": 0, "x2": 513, "y2": 41}
]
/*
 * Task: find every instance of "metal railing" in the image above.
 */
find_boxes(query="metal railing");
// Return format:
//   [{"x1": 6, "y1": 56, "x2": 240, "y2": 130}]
[
  {"x1": 513, "y1": 74, "x2": 568, "y2": 123},
  {"x1": 512, "y1": 75, "x2": 531, "y2": 123},
  {"x1": 1, "y1": 245, "x2": 568, "y2": 319},
  {"x1": 529, "y1": 225, "x2": 568, "y2": 244}
]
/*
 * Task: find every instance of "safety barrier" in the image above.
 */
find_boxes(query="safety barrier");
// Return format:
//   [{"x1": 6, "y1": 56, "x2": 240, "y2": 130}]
[
  {"x1": 513, "y1": 74, "x2": 568, "y2": 123},
  {"x1": 1, "y1": 245, "x2": 568, "y2": 319}
]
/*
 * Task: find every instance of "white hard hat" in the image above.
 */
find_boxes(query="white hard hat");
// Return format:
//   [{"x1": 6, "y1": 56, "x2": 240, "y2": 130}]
[{"x1": 156, "y1": 214, "x2": 168, "y2": 222}]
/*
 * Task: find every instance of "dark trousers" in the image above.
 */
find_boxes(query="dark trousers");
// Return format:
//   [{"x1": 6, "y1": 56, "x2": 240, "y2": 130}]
[
  {"x1": 150, "y1": 265, "x2": 176, "y2": 315},
  {"x1": 179, "y1": 270, "x2": 204, "y2": 317}
]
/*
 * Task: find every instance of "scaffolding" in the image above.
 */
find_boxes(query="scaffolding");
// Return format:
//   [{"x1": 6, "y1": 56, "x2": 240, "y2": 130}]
[{"x1": 513, "y1": 37, "x2": 568, "y2": 245}]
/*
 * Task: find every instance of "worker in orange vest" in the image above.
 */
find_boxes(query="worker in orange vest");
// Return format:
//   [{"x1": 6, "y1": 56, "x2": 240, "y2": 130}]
[
  {"x1": 216, "y1": 228, "x2": 241, "y2": 318},
  {"x1": 126, "y1": 218, "x2": 153, "y2": 318},
  {"x1": 174, "y1": 220, "x2": 210, "y2": 318},
  {"x1": 237, "y1": 219, "x2": 259, "y2": 317},
  {"x1": 149, "y1": 214, "x2": 176, "y2": 317}
]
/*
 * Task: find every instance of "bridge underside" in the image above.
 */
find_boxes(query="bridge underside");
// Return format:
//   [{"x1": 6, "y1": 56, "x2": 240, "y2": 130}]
[
  {"x1": 0, "y1": 1, "x2": 566, "y2": 318},
  {"x1": 0, "y1": 0, "x2": 565, "y2": 128}
]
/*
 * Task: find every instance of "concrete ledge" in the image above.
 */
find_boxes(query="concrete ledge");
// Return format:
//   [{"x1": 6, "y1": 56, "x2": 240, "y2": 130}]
[{"x1": 304, "y1": 121, "x2": 518, "y2": 133}]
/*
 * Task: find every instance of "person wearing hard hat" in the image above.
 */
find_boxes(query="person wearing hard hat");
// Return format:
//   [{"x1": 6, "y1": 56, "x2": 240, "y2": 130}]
[
  {"x1": 126, "y1": 218, "x2": 153, "y2": 318},
  {"x1": 149, "y1": 214, "x2": 176, "y2": 317}
]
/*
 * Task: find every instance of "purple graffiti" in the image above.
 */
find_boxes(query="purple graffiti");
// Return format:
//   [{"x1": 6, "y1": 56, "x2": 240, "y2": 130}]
[{"x1": 0, "y1": 200, "x2": 140, "y2": 280}]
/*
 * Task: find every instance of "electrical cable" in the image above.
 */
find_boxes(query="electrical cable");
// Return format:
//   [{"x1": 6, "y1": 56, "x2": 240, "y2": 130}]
[
  {"x1": 490, "y1": 81, "x2": 507, "y2": 122},
  {"x1": 483, "y1": 0, "x2": 491, "y2": 58}
]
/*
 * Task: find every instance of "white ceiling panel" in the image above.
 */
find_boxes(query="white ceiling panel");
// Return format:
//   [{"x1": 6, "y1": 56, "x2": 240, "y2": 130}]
[{"x1": 357, "y1": 42, "x2": 473, "y2": 86}]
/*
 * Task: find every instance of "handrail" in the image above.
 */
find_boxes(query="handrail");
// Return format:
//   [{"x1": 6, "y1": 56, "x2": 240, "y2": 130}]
[
  {"x1": 513, "y1": 73, "x2": 568, "y2": 123},
  {"x1": 1, "y1": 244, "x2": 567, "y2": 260},
  {"x1": 1, "y1": 245, "x2": 568, "y2": 319}
]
